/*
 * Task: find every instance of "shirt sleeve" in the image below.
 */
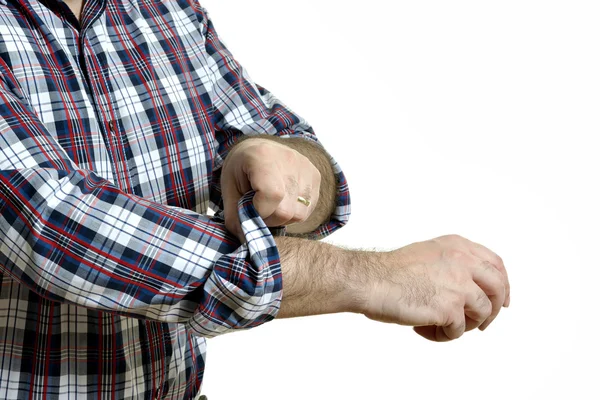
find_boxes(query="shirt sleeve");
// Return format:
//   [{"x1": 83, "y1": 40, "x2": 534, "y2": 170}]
[
  {"x1": 199, "y1": 6, "x2": 351, "y2": 240},
  {"x1": 0, "y1": 71, "x2": 280, "y2": 338}
]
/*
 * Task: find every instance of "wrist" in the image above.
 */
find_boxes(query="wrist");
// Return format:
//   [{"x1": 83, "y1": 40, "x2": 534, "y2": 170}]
[
  {"x1": 325, "y1": 245, "x2": 364, "y2": 315},
  {"x1": 340, "y1": 248, "x2": 390, "y2": 315}
]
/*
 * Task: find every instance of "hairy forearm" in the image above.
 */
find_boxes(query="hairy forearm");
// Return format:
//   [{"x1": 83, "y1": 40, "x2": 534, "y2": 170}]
[
  {"x1": 231, "y1": 134, "x2": 337, "y2": 235},
  {"x1": 274, "y1": 236, "x2": 375, "y2": 319}
]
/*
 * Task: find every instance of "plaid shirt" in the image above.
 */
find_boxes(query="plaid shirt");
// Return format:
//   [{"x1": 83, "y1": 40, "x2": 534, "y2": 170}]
[{"x1": 0, "y1": 0, "x2": 351, "y2": 397}]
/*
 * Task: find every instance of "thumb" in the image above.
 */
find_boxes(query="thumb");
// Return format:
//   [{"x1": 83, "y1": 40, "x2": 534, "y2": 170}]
[{"x1": 413, "y1": 326, "x2": 439, "y2": 342}]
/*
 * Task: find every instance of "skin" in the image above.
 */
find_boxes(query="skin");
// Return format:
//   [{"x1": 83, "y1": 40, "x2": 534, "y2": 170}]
[
  {"x1": 223, "y1": 137, "x2": 510, "y2": 341},
  {"x1": 65, "y1": 1, "x2": 510, "y2": 341},
  {"x1": 220, "y1": 135, "x2": 336, "y2": 242},
  {"x1": 64, "y1": 0, "x2": 84, "y2": 20},
  {"x1": 275, "y1": 234, "x2": 510, "y2": 342}
]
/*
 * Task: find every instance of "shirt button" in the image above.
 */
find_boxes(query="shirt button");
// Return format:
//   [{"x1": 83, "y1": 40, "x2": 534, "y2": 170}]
[{"x1": 107, "y1": 120, "x2": 117, "y2": 133}]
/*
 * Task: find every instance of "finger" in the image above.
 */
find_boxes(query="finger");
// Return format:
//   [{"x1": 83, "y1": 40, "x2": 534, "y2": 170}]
[
  {"x1": 289, "y1": 170, "x2": 319, "y2": 225},
  {"x1": 442, "y1": 312, "x2": 466, "y2": 341},
  {"x1": 464, "y1": 284, "x2": 493, "y2": 331},
  {"x1": 465, "y1": 316, "x2": 479, "y2": 332},
  {"x1": 249, "y1": 168, "x2": 287, "y2": 219},
  {"x1": 413, "y1": 312, "x2": 465, "y2": 342},
  {"x1": 262, "y1": 176, "x2": 312, "y2": 227},
  {"x1": 471, "y1": 260, "x2": 506, "y2": 331},
  {"x1": 293, "y1": 183, "x2": 313, "y2": 221},
  {"x1": 413, "y1": 326, "x2": 439, "y2": 342},
  {"x1": 261, "y1": 174, "x2": 298, "y2": 226},
  {"x1": 262, "y1": 200, "x2": 297, "y2": 226},
  {"x1": 263, "y1": 192, "x2": 310, "y2": 227},
  {"x1": 467, "y1": 240, "x2": 510, "y2": 307}
]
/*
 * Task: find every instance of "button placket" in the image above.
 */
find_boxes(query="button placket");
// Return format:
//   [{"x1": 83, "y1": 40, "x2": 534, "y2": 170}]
[{"x1": 80, "y1": 34, "x2": 138, "y2": 192}]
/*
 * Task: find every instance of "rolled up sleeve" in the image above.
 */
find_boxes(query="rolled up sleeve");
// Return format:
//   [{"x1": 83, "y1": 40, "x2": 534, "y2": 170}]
[
  {"x1": 198, "y1": 6, "x2": 351, "y2": 241},
  {"x1": 0, "y1": 74, "x2": 282, "y2": 338}
]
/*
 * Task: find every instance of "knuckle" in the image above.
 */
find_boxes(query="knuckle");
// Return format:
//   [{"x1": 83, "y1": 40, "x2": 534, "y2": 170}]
[
  {"x1": 444, "y1": 248, "x2": 467, "y2": 261},
  {"x1": 488, "y1": 281, "x2": 505, "y2": 298},
  {"x1": 495, "y1": 254, "x2": 504, "y2": 267},
  {"x1": 442, "y1": 299, "x2": 461, "y2": 320},
  {"x1": 451, "y1": 293, "x2": 464, "y2": 308},
  {"x1": 480, "y1": 297, "x2": 493, "y2": 316},
  {"x1": 446, "y1": 234, "x2": 465, "y2": 241},
  {"x1": 481, "y1": 260, "x2": 495, "y2": 272},
  {"x1": 283, "y1": 148, "x2": 297, "y2": 163},
  {"x1": 275, "y1": 207, "x2": 294, "y2": 222},
  {"x1": 298, "y1": 153, "x2": 311, "y2": 165},
  {"x1": 253, "y1": 142, "x2": 273, "y2": 157},
  {"x1": 494, "y1": 274, "x2": 506, "y2": 295},
  {"x1": 262, "y1": 186, "x2": 285, "y2": 203},
  {"x1": 435, "y1": 234, "x2": 467, "y2": 249},
  {"x1": 482, "y1": 261, "x2": 504, "y2": 286}
]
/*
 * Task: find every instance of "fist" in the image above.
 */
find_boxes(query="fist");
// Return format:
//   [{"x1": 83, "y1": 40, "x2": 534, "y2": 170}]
[
  {"x1": 221, "y1": 138, "x2": 321, "y2": 242},
  {"x1": 360, "y1": 234, "x2": 510, "y2": 342}
]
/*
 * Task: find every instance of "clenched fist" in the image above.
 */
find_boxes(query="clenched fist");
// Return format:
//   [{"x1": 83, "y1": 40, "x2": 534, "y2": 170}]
[
  {"x1": 359, "y1": 234, "x2": 510, "y2": 341},
  {"x1": 221, "y1": 137, "x2": 322, "y2": 242}
]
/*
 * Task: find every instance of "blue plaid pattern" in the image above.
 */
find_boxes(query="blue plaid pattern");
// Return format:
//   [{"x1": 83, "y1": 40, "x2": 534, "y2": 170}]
[{"x1": 0, "y1": 0, "x2": 351, "y2": 398}]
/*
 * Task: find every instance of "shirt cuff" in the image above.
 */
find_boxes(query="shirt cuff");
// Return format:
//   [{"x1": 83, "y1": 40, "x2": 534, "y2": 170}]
[{"x1": 187, "y1": 190, "x2": 283, "y2": 337}]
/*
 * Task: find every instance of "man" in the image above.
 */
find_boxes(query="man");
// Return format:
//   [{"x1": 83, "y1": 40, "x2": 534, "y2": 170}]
[{"x1": 0, "y1": 0, "x2": 511, "y2": 398}]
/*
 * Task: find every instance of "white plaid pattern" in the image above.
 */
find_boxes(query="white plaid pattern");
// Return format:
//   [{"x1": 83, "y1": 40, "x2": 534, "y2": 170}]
[{"x1": 0, "y1": 0, "x2": 351, "y2": 398}]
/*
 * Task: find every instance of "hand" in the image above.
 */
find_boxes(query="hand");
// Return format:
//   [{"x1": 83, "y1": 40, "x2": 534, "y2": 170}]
[
  {"x1": 359, "y1": 234, "x2": 510, "y2": 341},
  {"x1": 221, "y1": 138, "x2": 321, "y2": 242}
]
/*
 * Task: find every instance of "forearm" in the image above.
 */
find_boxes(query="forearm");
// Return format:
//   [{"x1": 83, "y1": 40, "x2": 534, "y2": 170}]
[
  {"x1": 0, "y1": 167, "x2": 281, "y2": 336},
  {"x1": 274, "y1": 236, "x2": 371, "y2": 319}
]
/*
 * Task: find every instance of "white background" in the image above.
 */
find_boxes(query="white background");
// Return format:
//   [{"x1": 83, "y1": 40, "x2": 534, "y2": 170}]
[{"x1": 200, "y1": 1, "x2": 599, "y2": 399}]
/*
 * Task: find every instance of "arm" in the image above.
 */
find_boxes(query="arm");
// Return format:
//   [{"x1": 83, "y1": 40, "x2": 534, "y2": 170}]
[
  {"x1": 273, "y1": 236, "x2": 366, "y2": 318},
  {"x1": 0, "y1": 71, "x2": 280, "y2": 338},
  {"x1": 276, "y1": 136, "x2": 337, "y2": 234},
  {"x1": 274, "y1": 235, "x2": 511, "y2": 342},
  {"x1": 222, "y1": 135, "x2": 338, "y2": 237},
  {"x1": 199, "y1": 6, "x2": 350, "y2": 240}
]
